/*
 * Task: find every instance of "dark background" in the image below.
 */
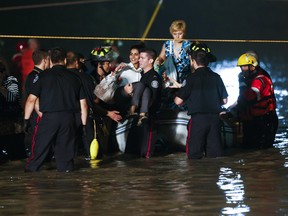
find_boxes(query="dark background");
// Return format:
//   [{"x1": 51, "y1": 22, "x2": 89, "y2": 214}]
[{"x1": 0, "y1": 0, "x2": 288, "y2": 63}]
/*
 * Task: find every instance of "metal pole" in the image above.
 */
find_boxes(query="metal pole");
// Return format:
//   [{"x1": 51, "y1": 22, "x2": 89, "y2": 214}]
[{"x1": 141, "y1": 0, "x2": 163, "y2": 41}]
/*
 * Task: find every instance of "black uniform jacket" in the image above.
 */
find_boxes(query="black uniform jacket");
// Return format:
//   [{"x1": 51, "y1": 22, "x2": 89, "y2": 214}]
[
  {"x1": 176, "y1": 67, "x2": 228, "y2": 115},
  {"x1": 30, "y1": 65, "x2": 85, "y2": 113}
]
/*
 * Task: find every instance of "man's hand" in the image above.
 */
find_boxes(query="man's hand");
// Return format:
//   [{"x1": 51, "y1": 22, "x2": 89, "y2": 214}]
[
  {"x1": 107, "y1": 111, "x2": 122, "y2": 122},
  {"x1": 115, "y1": 62, "x2": 126, "y2": 72},
  {"x1": 168, "y1": 77, "x2": 182, "y2": 88},
  {"x1": 24, "y1": 119, "x2": 32, "y2": 134}
]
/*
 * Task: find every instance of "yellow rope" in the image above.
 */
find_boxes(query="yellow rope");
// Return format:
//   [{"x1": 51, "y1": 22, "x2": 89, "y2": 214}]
[{"x1": 1, "y1": 34, "x2": 288, "y2": 43}]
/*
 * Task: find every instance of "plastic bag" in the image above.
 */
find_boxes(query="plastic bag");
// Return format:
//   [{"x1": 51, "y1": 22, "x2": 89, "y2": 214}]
[
  {"x1": 160, "y1": 56, "x2": 178, "y2": 88},
  {"x1": 94, "y1": 74, "x2": 119, "y2": 104}
]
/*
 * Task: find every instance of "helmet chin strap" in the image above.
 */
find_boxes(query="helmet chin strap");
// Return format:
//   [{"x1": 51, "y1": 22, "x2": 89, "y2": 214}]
[
  {"x1": 97, "y1": 62, "x2": 105, "y2": 76},
  {"x1": 100, "y1": 64, "x2": 105, "y2": 73}
]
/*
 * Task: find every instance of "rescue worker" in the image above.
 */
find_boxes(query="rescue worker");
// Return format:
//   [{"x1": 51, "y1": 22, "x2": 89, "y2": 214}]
[
  {"x1": 174, "y1": 43, "x2": 228, "y2": 159},
  {"x1": 24, "y1": 47, "x2": 88, "y2": 172},
  {"x1": 24, "y1": 49, "x2": 50, "y2": 157},
  {"x1": 88, "y1": 47, "x2": 122, "y2": 157},
  {"x1": 89, "y1": 46, "x2": 115, "y2": 86},
  {"x1": 66, "y1": 51, "x2": 92, "y2": 157},
  {"x1": 125, "y1": 48, "x2": 162, "y2": 158},
  {"x1": 236, "y1": 53, "x2": 278, "y2": 149},
  {"x1": 128, "y1": 48, "x2": 162, "y2": 126}
]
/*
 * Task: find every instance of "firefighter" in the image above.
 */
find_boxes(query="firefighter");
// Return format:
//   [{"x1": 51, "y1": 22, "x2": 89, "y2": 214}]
[{"x1": 236, "y1": 53, "x2": 278, "y2": 149}]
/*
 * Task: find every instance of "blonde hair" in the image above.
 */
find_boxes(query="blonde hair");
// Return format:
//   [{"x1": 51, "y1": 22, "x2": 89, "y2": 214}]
[{"x1": 169, "y1": 20, "x2": 187, "y2": 34}]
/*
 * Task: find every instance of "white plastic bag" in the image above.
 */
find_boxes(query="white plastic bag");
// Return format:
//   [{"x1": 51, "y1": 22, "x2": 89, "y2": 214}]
[{"x1": 94, "y1": 74, "x2": 119, "y2": 104}]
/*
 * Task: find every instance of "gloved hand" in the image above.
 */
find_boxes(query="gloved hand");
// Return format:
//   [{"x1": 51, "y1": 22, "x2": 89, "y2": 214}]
[
  {"x1": 82, "y1": 125, "x2": 87, "y2": 137},
  {"x1": 24, "y1": 119, "x2": 31, "y2": 134}
]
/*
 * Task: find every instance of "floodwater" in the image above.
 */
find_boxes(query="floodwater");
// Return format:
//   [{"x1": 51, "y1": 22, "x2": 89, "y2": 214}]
[
  {"x1": 1, "y1": 140, "x2": 288, "y2": 216},
  {"x1": 1, "y1": 60, "x2": 288, "y2": 216}
]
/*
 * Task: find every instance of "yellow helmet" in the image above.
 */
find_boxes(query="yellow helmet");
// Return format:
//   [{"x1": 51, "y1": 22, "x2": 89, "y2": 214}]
[{"x1": 237, "y1": 53, "x2": 258, "y2": 67}]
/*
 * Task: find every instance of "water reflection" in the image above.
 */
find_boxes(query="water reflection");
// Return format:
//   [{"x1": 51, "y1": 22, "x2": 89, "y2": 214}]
[
  {"x1": 217, "y1": 167, "x2": 250, "y2": 215},
  {"x1": 274, "y1": 129, "x2": 288, "y2": 167},
  {"x1": 1, "y1": 147, "x2": 288, "y2": 215},
  {"x1": 89, "y1": 159, "x2": 101, "y2": 169}
]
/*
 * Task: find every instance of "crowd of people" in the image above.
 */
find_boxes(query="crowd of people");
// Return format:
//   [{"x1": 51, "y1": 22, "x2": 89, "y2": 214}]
[{"x1": 0, "y1": 19, "x2": 278, "y2": 172}]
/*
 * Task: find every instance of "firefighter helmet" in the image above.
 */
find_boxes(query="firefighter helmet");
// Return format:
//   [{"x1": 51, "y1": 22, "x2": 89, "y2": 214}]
[
  {"x1": 189, "y1": 42, "x2": 217, "y2": 62},
  {"x1": 90, "y1": 46, "x2": 115, "y2": 62},
  {"x1": 237, "y1": 53, "x2": 258, "y2": 67}
]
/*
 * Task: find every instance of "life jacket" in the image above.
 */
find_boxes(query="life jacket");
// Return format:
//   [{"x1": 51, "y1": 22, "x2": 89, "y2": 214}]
[{"x1": 246, "y1": 73, "x2": 276, "y2": 117}]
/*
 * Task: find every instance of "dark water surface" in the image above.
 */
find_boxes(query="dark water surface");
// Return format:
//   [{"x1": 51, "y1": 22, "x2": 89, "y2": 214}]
[{"x1": 1, "y1": 134, "x2": 288, "y2": 216}]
